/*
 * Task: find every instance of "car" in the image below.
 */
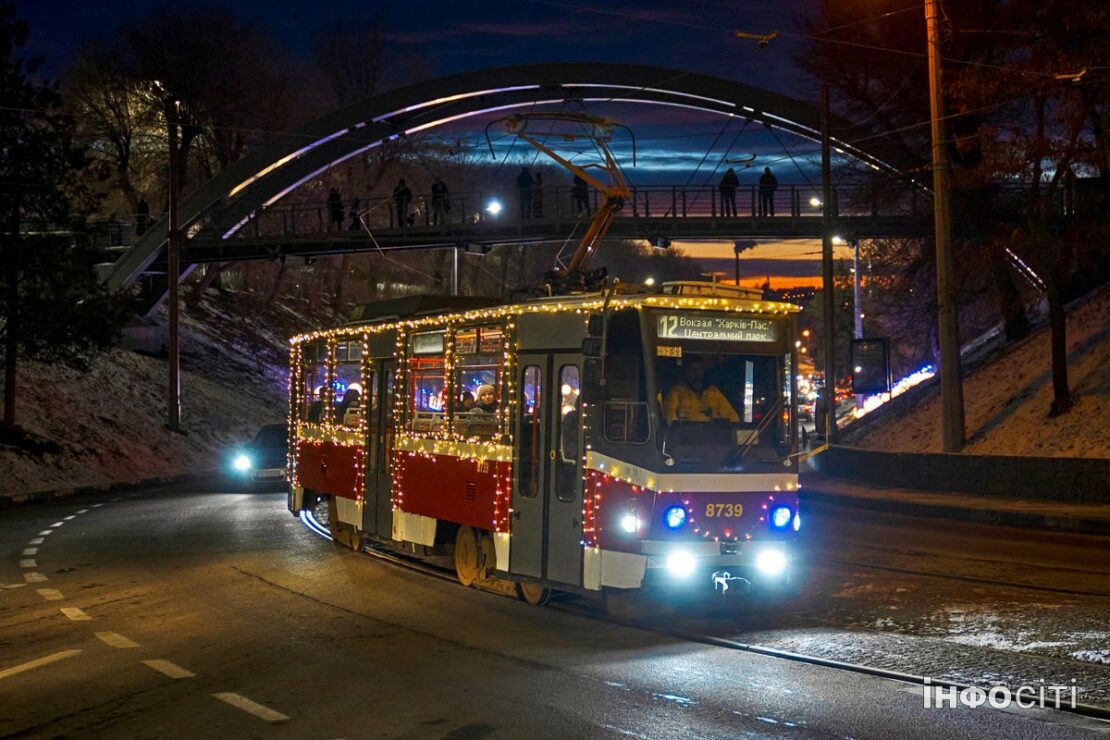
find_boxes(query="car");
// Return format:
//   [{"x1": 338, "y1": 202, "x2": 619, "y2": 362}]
[{"x1": 228, "y1": 422, "x2": 288, "y2": 490}]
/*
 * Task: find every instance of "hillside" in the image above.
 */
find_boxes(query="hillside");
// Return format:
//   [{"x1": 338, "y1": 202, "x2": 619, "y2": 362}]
[
  {"x1": 0, "y1": 298, "x2": 305, "y2": 497},
  {"x1": 844, "y1": 284, "x2": 1110, "y2": 458}
]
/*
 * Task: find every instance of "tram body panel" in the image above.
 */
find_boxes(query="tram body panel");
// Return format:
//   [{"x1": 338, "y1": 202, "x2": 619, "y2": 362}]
[
  {"x1": 391, "y1": 447, "x2": 509, "y2": 534},
  {"x1": 295, "y1": 438, "x2": 363, "y2": 501}
]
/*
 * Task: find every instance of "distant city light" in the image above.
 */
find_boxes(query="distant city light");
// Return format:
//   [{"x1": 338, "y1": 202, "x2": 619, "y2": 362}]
[
  {"x1": 644, "y1": 277, "x2": 656, "y2": 286},
  {"x1": 485, "y1": 199, "x2": 503, "y2": 216},
  {"x1": 809, "y1": 197, "x2": 822, "y2": 207}
]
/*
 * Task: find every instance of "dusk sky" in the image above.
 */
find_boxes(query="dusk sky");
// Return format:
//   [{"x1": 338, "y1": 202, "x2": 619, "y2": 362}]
[{"x1": 15, "y1": 0, "x2": 857, "y2": 287}]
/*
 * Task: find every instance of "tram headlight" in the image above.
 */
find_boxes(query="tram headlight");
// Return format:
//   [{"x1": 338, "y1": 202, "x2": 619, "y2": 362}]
[
  {"x1": 770, "y1": 504, "x2": 792, "y2": 530},
  {"x1": 663, "y1": 505, "x2": 687, "y2": 530},
  {"x1": 756, "y1": 547, "x2": 787, "y2": 576},
  {"x1": 620, "y1": 513, "x2": 639, "y2": 534},
  {"x1": 665, "y1": 550, "x2": 696, "y2": 577},
  {"x1": 233, "y1": 453, "x2": 252, "y2": 472}
]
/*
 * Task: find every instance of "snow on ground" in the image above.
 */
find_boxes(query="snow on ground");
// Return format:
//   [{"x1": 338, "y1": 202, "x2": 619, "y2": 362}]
[
  {"x1": 849, "y1": 283, "x2": 1110, "y2": 457},
  {"x1": 0, "y1": 298, "x2": 303, "y2": 496}
]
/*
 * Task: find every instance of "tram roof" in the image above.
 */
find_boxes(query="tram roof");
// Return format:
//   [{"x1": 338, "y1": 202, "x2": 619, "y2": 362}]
[{"x1": 295, "y1": 285, "x2": 798, "y2": 344}]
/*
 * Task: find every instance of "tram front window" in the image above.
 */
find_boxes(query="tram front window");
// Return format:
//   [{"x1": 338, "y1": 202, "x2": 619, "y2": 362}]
[{"x1": 655, "y1": 351, "x2": 787, "y2": 470}]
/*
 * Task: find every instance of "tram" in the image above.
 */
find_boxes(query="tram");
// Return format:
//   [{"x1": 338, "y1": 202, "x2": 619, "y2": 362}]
[{"x1": 287, "y1": 281, "x2": 802, "y2": 603}]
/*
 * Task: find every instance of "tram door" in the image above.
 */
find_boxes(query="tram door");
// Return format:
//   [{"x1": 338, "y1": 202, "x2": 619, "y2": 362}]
[
  {"x1": 511, "y1": 354, "x2": 584, "y2": 586},
  {"x1": 373, "y1": 362, "x2": 396, "y2": 539}
]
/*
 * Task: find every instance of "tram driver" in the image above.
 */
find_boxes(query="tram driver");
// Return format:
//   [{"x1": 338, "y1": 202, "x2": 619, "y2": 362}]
[{"x1": 663, "y1": 356, "x2": 740, "y2": 425}]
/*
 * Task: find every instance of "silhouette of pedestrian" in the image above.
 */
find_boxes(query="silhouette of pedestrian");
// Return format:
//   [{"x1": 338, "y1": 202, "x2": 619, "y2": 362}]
[
  {"x1": 327, "y1": 187, "x2": 343, "y2": 230},
  {"x1": 719, "y1": 168, "x2": 739, "y2": 217},
  {"x1": 393, "y1": 179, "x2": 412, "y2": 227},
  {"x1": 758, "y1": 167, "x2": 778, "y2": 217},
  {"x1": 516, "y1": 167, "x2": 534, "y2": 219},
  {"x1": 572, "y1": 174, "x2": 591, "y2": 217},
  {"x1": 431, "y1": 176, "x2": 449, "y2": 225},
  {"x1": 135, "y1": 197, "x2": 149, "y2": 236},
  {"x1": 532, "y1": 172, "x2": 545, "y2": 219},
  {"x1": 348, "y1": 196, "x2": 361, "y2": 231}
]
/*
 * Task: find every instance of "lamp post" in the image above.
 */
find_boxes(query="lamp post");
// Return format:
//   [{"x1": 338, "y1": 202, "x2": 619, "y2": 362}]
[
  {"x1": 925, "y1": 0, "x2": 965, "y2": 451},
  {"x1": 166, "y1": 97, "x2": 182, "y2": 433}
]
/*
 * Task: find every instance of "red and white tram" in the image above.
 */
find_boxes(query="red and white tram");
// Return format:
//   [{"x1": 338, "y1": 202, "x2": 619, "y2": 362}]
[{"x1": 287, "y1": 281, "x2": 802, "y2": 603}]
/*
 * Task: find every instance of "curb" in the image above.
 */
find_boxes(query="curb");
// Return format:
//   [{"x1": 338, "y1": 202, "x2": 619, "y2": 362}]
[
  {"x1": 0, "y1": 470, "x2": 219, "y2": 509},
  {"x1": 799, "y1": 487, "x2": 1110, "y2": 536}
]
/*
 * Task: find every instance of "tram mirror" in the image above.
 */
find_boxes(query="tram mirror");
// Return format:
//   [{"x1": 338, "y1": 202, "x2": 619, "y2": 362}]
[{"x1": 587, "y1": 314, "x2": 604, "y2": 337}]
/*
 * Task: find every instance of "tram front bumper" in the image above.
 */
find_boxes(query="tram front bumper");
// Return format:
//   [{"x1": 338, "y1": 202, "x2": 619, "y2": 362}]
[{"x1": 641, "y1": 540, "x2": 792, "y2": 589}]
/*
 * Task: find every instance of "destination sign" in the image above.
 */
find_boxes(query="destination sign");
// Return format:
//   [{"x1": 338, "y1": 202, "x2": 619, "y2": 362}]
[{"x1": 656, "y1": 313, "x2": 778, "y2": 343}]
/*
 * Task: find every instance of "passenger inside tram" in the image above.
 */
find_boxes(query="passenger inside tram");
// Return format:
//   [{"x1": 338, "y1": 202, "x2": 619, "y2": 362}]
[{"x1": 474, "y1": 384, "x2": 499, "y2": 413}]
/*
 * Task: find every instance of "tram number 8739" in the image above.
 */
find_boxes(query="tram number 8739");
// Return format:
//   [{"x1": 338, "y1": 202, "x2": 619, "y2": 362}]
[{"x1": 705, "y1": 503, "x2": 743, "y2": 518}]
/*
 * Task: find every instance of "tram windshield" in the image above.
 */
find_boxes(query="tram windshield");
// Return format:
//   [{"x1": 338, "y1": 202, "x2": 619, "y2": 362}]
[{"x1": 650, "y1": 310, "x2": 793, "y2": 471}]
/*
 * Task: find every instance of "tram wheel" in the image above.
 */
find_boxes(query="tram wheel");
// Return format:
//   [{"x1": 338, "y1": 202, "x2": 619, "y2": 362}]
[
  {"x1": 515, "y1": 581, "x2": 551, "y2": 607},
  {"x1": 454, "y1": 526, "x2": 481, "y2": 587}
]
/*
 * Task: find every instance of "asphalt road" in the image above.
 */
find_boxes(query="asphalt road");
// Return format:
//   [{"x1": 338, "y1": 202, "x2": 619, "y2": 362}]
[{"x1": 1, "y1": 481, "x2": 1105, "y2": 739}]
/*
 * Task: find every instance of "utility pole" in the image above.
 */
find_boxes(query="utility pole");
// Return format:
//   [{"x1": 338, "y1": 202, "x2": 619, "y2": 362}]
[
  {"x1": 820, "y1": 84, "x2": 837, "y2": 443},
  {"x1": 853, "y1": 239, "x2": 863, "y2": 339},
  {"x1": 925, "y1": 0, "x2": 965, "y2": 451},
  {"x1": 166, "y1": 100, "x2": 181, "y2": 433}
]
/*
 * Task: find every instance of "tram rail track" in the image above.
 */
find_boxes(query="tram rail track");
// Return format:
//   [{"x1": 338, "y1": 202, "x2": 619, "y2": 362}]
[{"x1": 299, "y1": 512, "x2": 1110, "y2": 722}]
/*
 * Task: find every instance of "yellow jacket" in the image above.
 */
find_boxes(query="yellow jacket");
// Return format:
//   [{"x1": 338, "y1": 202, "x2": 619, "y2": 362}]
[{"x1": 664, "y1": 384, "x2": 740, "y2": 424}]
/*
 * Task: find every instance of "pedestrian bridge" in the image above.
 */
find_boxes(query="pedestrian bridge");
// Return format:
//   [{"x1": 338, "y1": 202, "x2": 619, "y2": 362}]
[{"x1": 98, "y1": 62, "x2": 934, "y2": 310}]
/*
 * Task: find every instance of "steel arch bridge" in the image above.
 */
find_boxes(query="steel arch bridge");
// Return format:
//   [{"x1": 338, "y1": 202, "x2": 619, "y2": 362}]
[{"x1": 103, "y1": 63, "x2": 921, "y2": 307}]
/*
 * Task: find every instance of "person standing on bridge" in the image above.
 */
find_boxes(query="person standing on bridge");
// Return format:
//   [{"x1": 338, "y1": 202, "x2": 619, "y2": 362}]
[
  {"x1": 327, "y1": 187, "x2": 344, "y2": 231},
  {"x1": 758, "y1": 167, "x2": 778, "y2": 217},
  {"x1": 572, "y1": 174, "x2": 591, "y2": 217},
  {"x1": 393, "y1": 179, "x2": 412, "y2": 227},
  {"x1": 532, "y1": 172, "x2": 545, "y2": 219},
  {"x1": 431, "y1": 176, "x2": 449, "y2": 225},
  {"x1": 719, "y1": 168, "x2": 739, "y2": 217},
  {"x1": 516, "y1": 167, "x2": 534, "y2": 219},
  {"x1": 348, "y1": 196, "x2": 361, "y2": 231}
]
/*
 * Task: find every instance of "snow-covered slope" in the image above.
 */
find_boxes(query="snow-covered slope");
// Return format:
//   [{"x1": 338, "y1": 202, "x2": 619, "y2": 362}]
[
  {"x1": 0, "y1": 300, "x2": 295, "y2": 496},
  {"x1": 846, "y1": 284, "x2": 1110, "y2": 458}
]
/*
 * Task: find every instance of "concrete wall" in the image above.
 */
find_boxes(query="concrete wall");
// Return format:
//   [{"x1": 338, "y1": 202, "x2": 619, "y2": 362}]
[{"x1": 812, "y1": 445, "x2": 1110, "y2": 503}]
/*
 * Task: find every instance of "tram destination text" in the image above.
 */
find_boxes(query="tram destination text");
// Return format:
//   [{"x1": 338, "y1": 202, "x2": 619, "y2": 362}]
[{"x1": 656, "y1": 313, "x2": 778, "y2": 343}]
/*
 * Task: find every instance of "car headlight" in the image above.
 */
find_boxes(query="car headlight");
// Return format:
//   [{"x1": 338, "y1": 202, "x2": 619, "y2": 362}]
[
  {"x1": 233, "y1": 454, "x2": 252, "y2": 471},
  {"x1": 770, "y1": 504, "x2": 792, "y2": 530},
  {"x1": 663, "y1": 505, "x2": 687, "y2": 530},
  {"x1": 756, "y1": 547, "x2": 787, "y2": 576},
  {"x1": 665, "y1": 550, "x2": 696, "y2": 577}
]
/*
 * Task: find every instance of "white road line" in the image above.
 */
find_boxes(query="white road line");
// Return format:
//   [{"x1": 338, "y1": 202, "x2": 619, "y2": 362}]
[
  {"x1": 92, "y1": 503, "x2": 104, "y2": 508},
  {"x1": 37, "y1": 589, "x2": 64, "y2": 601},
  {"x1": 212, "y1": 693, "x2": 289, "y2": 722},
  {"x1": 64, "y1": 515, "x2": 76, "y2": 521},
  {"x1": 0, "y1": 650, "x2": 81, "y2": 681},
  {"x1": 24, "y1": 572, "x2": 47, "y2": 583},
  {"x1": 37, "y1": 530, "x2": 53, "y2": 536},
  {"x1": 22, "y1": 547, "x2": 38, "y2": 556},
  {"x1": 77, "y1": 509, "x2": 89, "y2": 514},
  {"x1": 60, "y1": 607, "x2": 91, "y2": 621},
  {"x1": 95, "y1": 632, "x2": 139, "y2": 649},
  {"x1": 0, "y1": 583, "x2": 27, "y2": 591},
  {"x1": 20, "y1": 559, "x2": 37, "y2": 569},
  {"x1": 29, "y1": 537, "x2": 44, "y2": 545},
  {"x1": 50, "y1": 522, "x2": 64, "y2": 528},
  {"x1": 142, "y1": 659, "x2": 195, "y2": 679}
]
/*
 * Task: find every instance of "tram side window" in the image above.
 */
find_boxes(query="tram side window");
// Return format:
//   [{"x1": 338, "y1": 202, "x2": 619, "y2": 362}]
[
  {"x1": 518, "y1": 365, "x2": 542, "y2": 498},
  {"x1": 408, "y1": 331, "x2": 446, "y2": 433},
  {"x1": 603, "y1": 310, "x2": 650, "y2": 443},
  {"x1": 555, "y1": 365, "x2": 581, "y2": 503},
  {"x1": 452, "y1": 325, "x2": 503, "y2": 439},
  {"x1": 301, "y1": 341, "x2": 328, "y2": 424},
  {"x1": 333, "y1": 340, "x2": 364, "y2": 427},
  {"x1": 365, "y1": 370, "x2": 379, "y2": 471}
]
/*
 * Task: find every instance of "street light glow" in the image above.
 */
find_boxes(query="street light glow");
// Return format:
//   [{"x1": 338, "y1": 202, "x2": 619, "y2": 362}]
[{"x1": 485, "y1": 199, "x2": 503, "y2": 216}]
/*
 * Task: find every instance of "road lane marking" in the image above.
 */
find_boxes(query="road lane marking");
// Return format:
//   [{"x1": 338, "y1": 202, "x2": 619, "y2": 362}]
[
  {"x1": 37, "y1": 589, "x2": 64, "y2": 601},
  {"x1": 50, "y1": 522, "x2": 64, "y2": 527},
  {"x1": 212, "y1": 693, "x2": 289, "y2": 722},
  {"x1": 37, "y1": 530, "x2": 53, "y2": 536},
  {"x1": 143, "y1": 659, "x2": 195, "y2": 679},
  {"x1": 0, "y1": 583, "x2": 27, "y2": 590},
  {"x1": 29, "y1": 537, "x2": 43, "y2": 545},
  {"x1": 20, "y1": 559, "x2": 37, "y2": 569},
  {"x1": 95, "y1": 632, "x2": 139, "y2": 649},
  {"x1": 24, "y1": 572, "x2": 47, "y2": 583},
  {"x1": 64, "y1": 515, "x2": 76, "y2": 521},
  {"x1": 92, "y1": 503, "x2": 104, "y2": 508},
  {"x1": 77, "y1": 509, "x2": 88, "y2": 514},
  {"x1": 0, "y1": 650, "x2": 81, "y2": 681},
  {"x1": 22, "y1": 548, "x2": 38, "y2": 556},
  {"x1": 60, "y1": 607, "x2": 91, "y2": 621}
]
